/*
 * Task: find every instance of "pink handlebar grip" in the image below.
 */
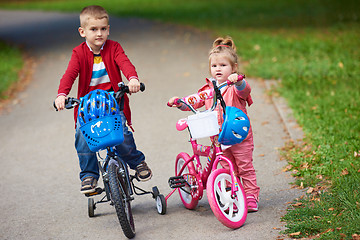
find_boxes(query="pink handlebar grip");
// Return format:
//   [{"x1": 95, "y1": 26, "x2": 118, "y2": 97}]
[
  {"x1": 238, "y1": 74, "x2": 245, "y2": 81},
  {"x1": 167, "y1": 98, "x2": 180, "y2": 107},
  {"x1": 226, "y1": 74, "x2": 245, "y2": 86}
]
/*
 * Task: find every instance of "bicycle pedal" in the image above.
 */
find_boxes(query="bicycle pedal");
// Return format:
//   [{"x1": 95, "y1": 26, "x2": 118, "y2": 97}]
[
  {"x1": 85, "y1": 187, "x2": 103, "y2": 197},
  {"x1": 168, "y1": 176, "x2": 186, "y2": 189}
]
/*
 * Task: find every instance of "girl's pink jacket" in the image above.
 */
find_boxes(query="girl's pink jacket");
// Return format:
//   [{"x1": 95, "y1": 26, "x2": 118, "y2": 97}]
[
  {"x1": 193, "y1": 78, "x2": 253, "y2": 141},
  {"x1": 57, "y1": 40, "x2": 138, "y2": 127}
]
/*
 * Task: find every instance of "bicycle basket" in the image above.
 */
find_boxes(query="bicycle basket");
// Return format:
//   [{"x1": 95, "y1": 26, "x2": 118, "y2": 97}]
[
  {"x1": 80, "y1": 115, "x2": 124, "y2": 152},
  {"x1": 187, "y1": 111, "x2": 219, "y2": 139}
]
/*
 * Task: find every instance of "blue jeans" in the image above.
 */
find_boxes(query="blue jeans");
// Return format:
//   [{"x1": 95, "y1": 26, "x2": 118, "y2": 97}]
[{"x1": 75, "y1": 111, "x2": 145, "y2": 181}]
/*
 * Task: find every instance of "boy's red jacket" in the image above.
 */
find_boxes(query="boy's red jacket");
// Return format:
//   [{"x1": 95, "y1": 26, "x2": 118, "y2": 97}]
[{"x1": 57, "y1": 40, "x2": 138, "y2": 128}]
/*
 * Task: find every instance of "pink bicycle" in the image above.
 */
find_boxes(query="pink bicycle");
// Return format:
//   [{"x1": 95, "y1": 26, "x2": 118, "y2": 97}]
[{"x1": 162, "y1": 77, "x2": 249, "y2": 229}]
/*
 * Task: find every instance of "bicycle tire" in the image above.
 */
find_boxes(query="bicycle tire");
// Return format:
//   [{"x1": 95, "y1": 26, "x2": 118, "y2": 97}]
[
  {"x1": 88, "y1": 198, "x2": 95, "y2": 218},
  {"x1": 108, "y1": 161, "x2": 135, "y2": 239},
  {"x1": 175, "y1": 152, "x2": 201, "y2": 210},
  {"x1": 206, "y1": 168, "x2": 247, "y2": 229}
]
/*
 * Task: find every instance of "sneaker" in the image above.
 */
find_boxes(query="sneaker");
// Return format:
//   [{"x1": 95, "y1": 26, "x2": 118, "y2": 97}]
[
  {"x1": 135, "y1": 161, "x2": 152, "y2": 181},
  {"x1": 80, "y1": 176, "x2": 97, "y2": 194},
  {"x1": 247, "y1": 195, "x2": 258, "y2": 212}
]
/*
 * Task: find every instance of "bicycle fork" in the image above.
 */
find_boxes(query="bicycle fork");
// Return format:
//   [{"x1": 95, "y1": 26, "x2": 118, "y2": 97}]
[{"x1": 212, "y1": 155, "x2": 240, "y2": 199}]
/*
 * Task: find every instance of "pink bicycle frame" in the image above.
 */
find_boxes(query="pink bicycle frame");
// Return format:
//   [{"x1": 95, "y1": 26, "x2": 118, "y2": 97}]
[{"x1": 166, "y1": 137, "x2": 240, "y2": 201}]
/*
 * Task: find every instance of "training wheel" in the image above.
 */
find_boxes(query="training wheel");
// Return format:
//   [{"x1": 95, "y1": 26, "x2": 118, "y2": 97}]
[
  {"x1": 88, "y1": 198, "x2": 95, "y2": 217},
  {"x1": 152, "y1": 186, "x2": 160, "y2": 198},
  {"x1": 156, "y1": 194, "x2": 167, "y2": 215}
]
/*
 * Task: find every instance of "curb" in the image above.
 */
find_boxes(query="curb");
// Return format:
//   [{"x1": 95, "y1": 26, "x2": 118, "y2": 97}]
[{"x1": 264, "y1": 79, "x2": 304, "y2": 143}]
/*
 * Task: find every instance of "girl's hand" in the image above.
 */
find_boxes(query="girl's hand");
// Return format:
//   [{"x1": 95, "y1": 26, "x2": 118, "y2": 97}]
[
  {"x1": 55, "y1": 95, "x2": 66, "y2": 111},
  {"x1": 228, "y1": 73, "x2": 244, "y2": 85},
  {"x1": 167, "y1": 96, "x2": 182, "y2": 107},
  {"x1": 128, "y1": 78, "x2": 140, "y2": 93}
]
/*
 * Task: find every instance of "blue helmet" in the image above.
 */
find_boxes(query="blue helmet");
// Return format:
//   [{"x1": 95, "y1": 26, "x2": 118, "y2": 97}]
[
  {"x1": 218, "y1": 106, "x2": 250, "y2": 145},
  {"x1": 77, "y1": 89, "x2": 119, "y2": 126}
]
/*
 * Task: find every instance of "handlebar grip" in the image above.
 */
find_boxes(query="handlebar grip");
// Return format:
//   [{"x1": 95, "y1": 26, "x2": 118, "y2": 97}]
[
  {"x1": 167, "y1": 98, "x2": 180, "y2": 107},
  {"x1": 53, "y1": 98, "x2": 70, "y2": 111},
  {"x1": 226, "y1": 74, "x2": 245, "y2": 86},
  {"x1": 53, "y1": 101, "x2": 58, "y2": 111},
  {"x1": 140, "y1": 82, "x2": 145, "y2": 92}
]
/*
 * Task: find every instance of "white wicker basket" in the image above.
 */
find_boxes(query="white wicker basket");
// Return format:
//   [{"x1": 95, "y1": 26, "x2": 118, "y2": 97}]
[{"x1": 187, "y1": 111, "x2": 219, "y2": 139}]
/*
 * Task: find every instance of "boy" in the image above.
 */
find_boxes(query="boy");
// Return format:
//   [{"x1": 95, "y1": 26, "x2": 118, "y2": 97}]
[{"x1": 54, "y1": 5, "x2": 152, "y2": 194}]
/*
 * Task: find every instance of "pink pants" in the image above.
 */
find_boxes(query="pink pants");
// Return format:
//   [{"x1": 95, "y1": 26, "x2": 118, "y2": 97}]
[{"x1": 221, "y1": 135, "x2": 260, "y2": 201}]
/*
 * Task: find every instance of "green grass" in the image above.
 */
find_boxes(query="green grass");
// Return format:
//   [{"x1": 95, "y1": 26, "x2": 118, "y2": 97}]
[
  {"x1": 0, "y1": 41, "x2": 23, "y2": 99},
  {"x1": 1, "y1": 0, "x2": 359, "y2": 238}
]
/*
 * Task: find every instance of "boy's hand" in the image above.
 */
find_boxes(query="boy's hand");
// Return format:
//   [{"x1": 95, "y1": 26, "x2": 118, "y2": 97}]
[
  {"x1": 55, "y1": 95, "x2": 66, "y2": 111},
  {"x1": 128, "y1": 78, "x2": 140, "y2": 93}
]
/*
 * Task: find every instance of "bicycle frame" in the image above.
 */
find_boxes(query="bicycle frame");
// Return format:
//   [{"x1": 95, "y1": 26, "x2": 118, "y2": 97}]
[
  {"x1": 166, "y1": 136, "x2": 240, "y2": 200},
  {"x1": 96, "y1": 147, "x2": 134, "y2": 199},
  {"x1": 166, "y1": 78, "x2": 243, "y2": 201}
]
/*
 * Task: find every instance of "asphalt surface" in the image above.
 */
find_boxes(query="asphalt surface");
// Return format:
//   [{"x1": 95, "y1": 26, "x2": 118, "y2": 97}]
[{"x1": 0, "y1": 10, "x2": 302, "y2": 240}]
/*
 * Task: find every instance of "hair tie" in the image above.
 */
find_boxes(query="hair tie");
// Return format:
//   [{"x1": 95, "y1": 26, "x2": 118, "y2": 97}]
[{"x1": 216, "y1": 44, "x2": 230, "y2": 48}]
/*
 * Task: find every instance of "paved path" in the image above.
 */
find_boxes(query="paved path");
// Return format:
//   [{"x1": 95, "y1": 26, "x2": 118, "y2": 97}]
[{"x1": 0, "y1": 10, "x2": 301, "y2": 240}]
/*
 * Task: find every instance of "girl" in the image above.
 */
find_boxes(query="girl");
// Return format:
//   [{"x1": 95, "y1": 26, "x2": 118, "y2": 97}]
[{"x1": 168, "y1": 36, "x2": 260, "y2": 212}]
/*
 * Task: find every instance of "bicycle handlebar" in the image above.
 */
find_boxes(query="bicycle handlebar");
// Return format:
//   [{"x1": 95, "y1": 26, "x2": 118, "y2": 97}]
[
  {"x1": 53, "y1": 82, "x2": 145, "y2": 111},
  {"x1": 168, "y1": 74, "x2": 245, "y2": 114}
]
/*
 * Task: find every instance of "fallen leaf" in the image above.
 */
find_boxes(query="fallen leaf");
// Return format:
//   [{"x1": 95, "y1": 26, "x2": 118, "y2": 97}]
[
  {"x1": 324, "y1": 228, "x2": 333, "y2": 233},
  {"x1": 352, "y1": 233, "x2": 360, "y2": 240},
  {"x1": 183, "y1": 72, "x2": 191, "y2": 77},
  {"x1": 341, "y1": 168, "x2": 349, "y2": 176},
  {"x1": 259, "y1": 154, "x2": 265, "y2": 157},
  {"x1": 293, "y1": 202, "x2": 303, "y2": 207},
  {"x1": 307, "y1": 187, "x2": 314, "y2": 194},
  {"x1": 313, "y1": 216, "x2": 321, "y2": 219},
  {"x1": 283, "y1": 165, "x2": 292, "y2": 172},
  {"x1": 316, "y1": 174, "x2": 323, "y2": 180},
  {"x1": 328, "y1": 207, "x2": 335, "y2": 211},
  {"x1": 261, "y1": 121, "x2": 269, "y2": 125},
  {"x1": 289, "y1": 232, "x2": 301, "y2": 237}
]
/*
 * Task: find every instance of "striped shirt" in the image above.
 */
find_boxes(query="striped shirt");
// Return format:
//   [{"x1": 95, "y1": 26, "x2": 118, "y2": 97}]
[{"x1": 89, "y1": 54, "x2": 111, "y2": 92}]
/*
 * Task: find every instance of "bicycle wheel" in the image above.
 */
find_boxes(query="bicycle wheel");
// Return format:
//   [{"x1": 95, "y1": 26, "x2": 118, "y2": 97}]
[
  {"x1": 175, "y1": 152, "x2": 201, "y2": 210},
  {"x1": 88, "y1": 198, "x2": 95, "y2": 218},
  {"x1": 108, "y1": 160, "x2": 135, "y2": 239},
  {"x1": 206, "y1": 168, "x2": 247, "y2": 229}
]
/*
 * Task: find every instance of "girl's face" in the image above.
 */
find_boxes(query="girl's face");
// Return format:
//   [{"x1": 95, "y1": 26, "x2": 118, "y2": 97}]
[
  {"x1": 78, "y1": 17, "x2": 109, "y2": 54},
  {"x1": 210, "y1": 54, "x2": 237, "y2": 84}
]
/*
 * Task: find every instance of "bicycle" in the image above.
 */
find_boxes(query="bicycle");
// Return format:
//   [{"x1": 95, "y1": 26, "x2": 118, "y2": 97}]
[
  {"x1": 54, "y1": 82, "x2": 166, "y2": 239},
  {"x1": 162, "y1": 77, "x2": 249, "y2": 229}
]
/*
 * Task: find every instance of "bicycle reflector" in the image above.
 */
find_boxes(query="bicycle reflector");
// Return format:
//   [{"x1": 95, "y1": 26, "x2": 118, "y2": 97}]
[
  {"x1": 77, "y1": 89, "x2": 119, "y2": 126},
  {"x1": 218, "y1": 106, "x2": 250, "y2": 146}
]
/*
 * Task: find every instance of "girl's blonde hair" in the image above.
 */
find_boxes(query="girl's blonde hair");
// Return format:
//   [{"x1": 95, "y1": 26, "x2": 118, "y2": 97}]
[
  {"x1": 80, "y1": 5, "x2": 109, "y2": 27},
  {"x1": 208, "y1": 36, "x2": 239, "y2": 74}
]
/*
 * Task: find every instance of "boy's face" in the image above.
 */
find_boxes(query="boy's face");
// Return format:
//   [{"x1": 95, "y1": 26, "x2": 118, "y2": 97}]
[{"x1": 78, "y1": 17, "x2": 109, "y2": 53}]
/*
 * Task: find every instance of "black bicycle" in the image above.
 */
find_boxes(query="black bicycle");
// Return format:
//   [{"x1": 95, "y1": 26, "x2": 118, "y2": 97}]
[{"x1": 54, "y1": 82, "x2": 166, "y2": 239}]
